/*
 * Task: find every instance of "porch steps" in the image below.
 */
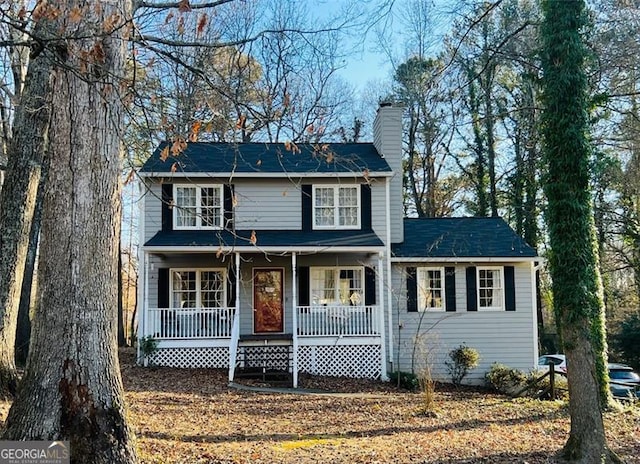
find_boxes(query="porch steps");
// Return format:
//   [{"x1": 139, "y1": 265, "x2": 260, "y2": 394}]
[{"x1": 235, "y1": 334, "x2": 294, "y2": 387}]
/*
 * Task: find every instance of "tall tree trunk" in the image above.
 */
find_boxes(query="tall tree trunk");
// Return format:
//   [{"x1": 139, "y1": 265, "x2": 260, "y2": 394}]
[
  {"x1": 540, "y1": 1, "x2": 620, "y2": 462},
  {"x1": 2, "y1": 1, "x2": 139, "y2": 462},
  {"x1": 0, "y1": 22, "x2": 53, "y2": 398}
]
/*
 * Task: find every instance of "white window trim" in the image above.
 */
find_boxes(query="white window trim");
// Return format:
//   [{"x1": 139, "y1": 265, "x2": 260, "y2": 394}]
[
  {"x1": 417, "y1": 266, "x2": 445, "y2": 312},
  {"x1": 312, "y1": 184, "x2": 361, "y2": 230},
  {"x1": 169, "y1": 268, "x2": 227, "y2": 309},
  {"x1": 310, "y1": 266, "x2": 365, "y2": 307},
  {"x1": 173, "y1": 184, "x2": 224, "y2": 230},
  {"x1": 476, "y1": 266, "x2": 505, "y2": 311}
]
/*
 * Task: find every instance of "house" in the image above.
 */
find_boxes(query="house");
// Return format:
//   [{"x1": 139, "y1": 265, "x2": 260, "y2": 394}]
[{"x1": 137, "y1": 103, "x2": 540, "y2": 386}]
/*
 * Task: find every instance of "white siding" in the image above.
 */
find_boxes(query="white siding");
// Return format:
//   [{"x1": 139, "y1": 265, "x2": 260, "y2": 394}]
[
  {"x1": 144, "y1": 181, "x2": 162, "y2": 242},
  {"x1": 391, "y1": 262, "x2": 537, "y2": 384},
  {"x1": 234, "y1": 180, "x2": 301, "y2": 230}
]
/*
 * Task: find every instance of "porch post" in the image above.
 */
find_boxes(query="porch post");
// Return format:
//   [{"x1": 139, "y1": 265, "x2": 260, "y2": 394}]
[
  {"x1": 140, "y1": 251, "x2": 149, "y2": 366},
  {"x1": 291, "y1": 252, "x2": 299, "y2": 388},
  {"x1": 377, "y1": 252, "x2": 388, "y2": 380},
  {"x1": 228, "y1": 252, "x2": 241, "y2": 383}
]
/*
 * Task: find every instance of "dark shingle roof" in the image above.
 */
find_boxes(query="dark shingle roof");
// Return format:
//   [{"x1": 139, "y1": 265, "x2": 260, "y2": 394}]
[
  {"x1": 392, "y1": 217, "x2": 537, "y2": 258},
  {"x1": 140, "y1": 142, "x2": 391, "y2": 175},
  {"x1": 145, "y1": 229, "x2": 384, "y2": 249}
]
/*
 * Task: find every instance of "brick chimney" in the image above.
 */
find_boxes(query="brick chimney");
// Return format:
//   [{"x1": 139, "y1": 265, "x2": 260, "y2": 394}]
[{"x1": 373, "y1": 102, "x2": 404, "y2": 244}]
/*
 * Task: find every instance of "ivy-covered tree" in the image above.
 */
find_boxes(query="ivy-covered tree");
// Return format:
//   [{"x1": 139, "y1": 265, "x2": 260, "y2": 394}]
[{"x1": 540, "y1": 0, "x2": 620, "y2": 462}]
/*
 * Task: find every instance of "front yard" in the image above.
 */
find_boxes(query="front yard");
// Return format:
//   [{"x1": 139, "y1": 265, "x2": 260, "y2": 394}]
[{"x1": 2, "y1": 349, "x2": 639, "y2": 463}]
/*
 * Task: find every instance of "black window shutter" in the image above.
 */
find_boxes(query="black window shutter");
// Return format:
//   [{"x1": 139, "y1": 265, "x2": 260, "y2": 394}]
[
  {"x1": 365, "y1": 266, "x2": 376, "y2": 305},
  {"x1": 301, "y1": 185, "x2": 313, "y2": 231},
  {"x1": 361, "y1": 184, "x2": 372, "y2": 231},
  {"x1": 161, "y1": 184, "x2": 173, "y2": 231},
  {"x1": 466, "y1": 266, "x2": 477, "y2": 311},
  {"x1": 445, "y1": 266, "x2": 456, "y2": 312},
  {"x1": 406, "y1": 267, "x2": 418, "y2": 312},
  {"x1": 224, "y1": 184, "x2": 234, "y2": 230},
  {"x1": 505, "y1": 266, "x2": 516, "y2": 311},
  {"x1": 298, "y1": 266, "x2": 310, "y2": 306},
  {"x1": 158, "y1": 268, "x2": 170, "y2": 308},
  {"x1": 227, "y1": 265, "x2": 237, "y2": 308}
]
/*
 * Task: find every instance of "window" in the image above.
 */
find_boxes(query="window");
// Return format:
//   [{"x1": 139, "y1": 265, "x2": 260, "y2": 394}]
[
  {"x1": 173, "y1": 184, "x2": 223, "y2": 229},
  {"x1": 477, "y1": 267, "x2": 504, "y2": 311},
  {"x1": 171, "y1": 269, "x2": 226, "y2": 308},
  {"x1": 417, "y1": 267, "x2": 445, "y2": 311},
  {"x1": 313, "y1": 185, "x2": 360, "y2": 229},
  {"x1": 310, "y1": 267, "x2": 363, "y2": 306}
]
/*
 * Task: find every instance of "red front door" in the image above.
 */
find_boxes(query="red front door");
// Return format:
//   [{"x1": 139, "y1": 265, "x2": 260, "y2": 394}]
[{"x1": 253, "y1": 268, "x2": 284, "y2": 333}]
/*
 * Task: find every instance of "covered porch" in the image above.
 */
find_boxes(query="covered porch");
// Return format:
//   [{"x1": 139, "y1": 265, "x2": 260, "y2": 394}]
[{"x1": 139, "y1": 234, "x2": 389, "y2": 387}]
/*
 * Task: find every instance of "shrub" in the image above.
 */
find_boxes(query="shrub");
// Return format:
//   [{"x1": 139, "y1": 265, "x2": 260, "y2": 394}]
[
  {"x1": 485, "y1": 363, "x2": 527, "y2": 395},
  {"x1": 389, "y1": 371, "x2": 419, "y2": 391},
  {"x1": 138, "y1": 335, "x2": 159, "y2": 366},
  {"x1": 445, "y1": 344, "x2": 480, "y2": 386}
]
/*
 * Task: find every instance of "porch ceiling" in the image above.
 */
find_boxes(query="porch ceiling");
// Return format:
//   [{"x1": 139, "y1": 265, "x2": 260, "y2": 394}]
[{"x1": 144, "y1": 229, "x2": 385, "y2": 253}]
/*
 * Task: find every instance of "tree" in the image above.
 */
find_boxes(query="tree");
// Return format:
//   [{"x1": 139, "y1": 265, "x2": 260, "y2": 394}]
[
  {"x1": 540, "y1": 1, "x2": 620, "y2": 462},
  {"x1": 1, "y1": 1, "x2": 139, "y2": 462}
]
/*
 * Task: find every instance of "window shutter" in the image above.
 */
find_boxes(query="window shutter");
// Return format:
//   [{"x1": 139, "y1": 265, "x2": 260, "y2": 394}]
[
  {"x1": 406, "y1": 267, "x2": 418, "y2": 312},
  {"x1": 224, "y1": 184, "x2": 234, "y2": 230},
  {"x1": 227, "y1": 265, "x2": 237, "y2": 308},
  {"x1": 301, "y1": 185, "x2": 312, "y2": 231},
  {"x1": 365, "y1": 266, "x2": 376, "y2": 305},
  {"x1": 361, "y1": 184, "x2": 372, "y2": 231},
  {"x1": 161, "y1": 184, "x2": 173, "y2": 231},
  {"x1": 505, "y1": 266, "x2": 516, "y2": 311},
  {"x1": 298, "y1": 266, "x2": 310, "y2": 306},
  {"x1": 158, "y1": 268, "x2": 169, "y2": 308},
  {"x1": 466, "y1": 266, "x2": 477, "y2": 311},
  {"x1": 445, "y1": 266, "x2": 456, "y2": 312}
]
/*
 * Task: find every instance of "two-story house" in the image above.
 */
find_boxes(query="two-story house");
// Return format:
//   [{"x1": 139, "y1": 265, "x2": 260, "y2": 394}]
[{"x1": 137, "y1": 103, "x2": 540, "y2": 386}]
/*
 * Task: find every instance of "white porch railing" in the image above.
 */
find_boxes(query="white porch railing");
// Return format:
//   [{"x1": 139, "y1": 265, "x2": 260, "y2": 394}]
[
  {"x1": 146, "y1": 307, "x2": 235, "y2": 339},
  {"x1": 296, "y1": 305, "x2": 380, "y2": 337}
]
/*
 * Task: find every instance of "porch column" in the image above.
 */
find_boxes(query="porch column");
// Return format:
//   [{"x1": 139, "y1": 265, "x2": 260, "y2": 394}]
[
  {"x1": 139, "y1": 251, "x2": 149, "y2": 366},
  {"x1": 291, "y1": 252, "x2": 299, "y2": 388},
  {"x1": 377, "y1": 252, "x2": 388, "y2": 380},
  {"x1": 228, "y1": 252, "x2": 241, "y2": 383}
]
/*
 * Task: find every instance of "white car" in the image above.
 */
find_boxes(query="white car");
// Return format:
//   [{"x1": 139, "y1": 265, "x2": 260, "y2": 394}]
[{"x1": 538, "y1": 354, "x2": 567, "y2": 375}]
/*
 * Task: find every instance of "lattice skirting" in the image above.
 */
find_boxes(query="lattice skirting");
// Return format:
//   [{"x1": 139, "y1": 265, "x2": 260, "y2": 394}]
[
  {"x1": 149, "y1": 347, "x2": 229, "y2": 368},
  {"x1": 238, "y1": 345, "x2": 292, "y2": 371},
  {"x1": 298, "y1": 345, "x2": 382, "y2": 379}
]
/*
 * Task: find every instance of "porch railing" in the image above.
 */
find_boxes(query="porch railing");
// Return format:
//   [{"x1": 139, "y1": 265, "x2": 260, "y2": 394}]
[
  {"x1": 146, "y1": 307, "x2": 235, "y2": 339},
  {"x1": 296, "y1": 305, "x2": 380, "y2": 337}
]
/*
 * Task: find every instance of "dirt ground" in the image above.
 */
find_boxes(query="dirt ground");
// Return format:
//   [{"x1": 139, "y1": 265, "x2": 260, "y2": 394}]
[{"x1": 1, "y1": 349, "x2": 639, "y2": 463}]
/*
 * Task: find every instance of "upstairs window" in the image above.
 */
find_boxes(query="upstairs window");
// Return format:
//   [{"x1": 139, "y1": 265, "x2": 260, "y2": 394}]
[
  {"x1": 313, "y1": 185, "x2": 360, "y2": 229},
  {"x1": 417, "y1": 267, "x2": 445, "y2": 311},
  {"x1": 477, "y1": 267, "x2": 504, "y2": 311},
  {"x1": 173, "y1": 184, "x2": 223, "y2": 229}
]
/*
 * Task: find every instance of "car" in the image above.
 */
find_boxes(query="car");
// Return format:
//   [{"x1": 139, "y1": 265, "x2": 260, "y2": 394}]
[
  {"x1": 608, "y1": 363, "x2": 640, "y2": 400},
  {"x1": 538, "y1": 354, "x2": 567, "y2": 375}
]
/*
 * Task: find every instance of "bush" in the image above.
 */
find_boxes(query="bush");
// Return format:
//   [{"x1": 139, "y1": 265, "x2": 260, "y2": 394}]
[
  {"x1": 485, "y1": 363, "x2": 527, "y2": 395},
  {"x1": 389, "y1": 371, "x2": 419, "y2": 391},
  {"x1": 445, "y1": 344, "x2": 480, "y2": 386},
  {"x1": 611, "y1": 312, "x2": 640, "y2": 370}
]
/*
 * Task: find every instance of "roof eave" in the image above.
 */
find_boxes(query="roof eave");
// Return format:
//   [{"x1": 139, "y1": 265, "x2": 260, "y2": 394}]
[
  {"x1": 390, "y1": 256, "x2": 540, "y2": 263},
  {"x1": 138, "y1": 171, "x2": 393, "y2": 178},
  {"x1": 143, "y1": 245, "x2": 386, "y2": 253}
]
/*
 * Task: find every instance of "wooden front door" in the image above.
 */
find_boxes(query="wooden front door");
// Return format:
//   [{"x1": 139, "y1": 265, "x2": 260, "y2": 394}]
[{"x1": 253, "y1": 268, "x2": 284, "y2": 333}]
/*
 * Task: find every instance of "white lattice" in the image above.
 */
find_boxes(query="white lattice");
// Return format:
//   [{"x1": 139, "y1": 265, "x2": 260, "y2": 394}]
[
  {"x1": 298, "y1": 345, "x2": 381, "y2": 378},
  {"x1": 149, "y1": 347, "x2": 229, "y2": 368}
]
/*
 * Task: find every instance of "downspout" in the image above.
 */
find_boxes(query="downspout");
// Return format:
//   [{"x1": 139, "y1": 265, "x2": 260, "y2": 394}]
[
  {"x1": 228, "y1": 252, "x2": 241, "y2": 383},
  {"x1": 385, "y1": 178, "x2": 394, "y2": 370},
  {"x1": 291, "y1": 252, "x2": 299, "y2": 388},
  {"x1": 136, "y1": 181, "x2": 146, "y2": 365}
]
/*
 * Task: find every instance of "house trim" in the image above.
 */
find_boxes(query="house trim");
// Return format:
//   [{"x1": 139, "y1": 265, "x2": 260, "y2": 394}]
[
  {"x1": 139, "y1": 171, "x2": 393, "y2": 179},
  {"x1": 143, "y1": 245, "x2": 386, "y2": 254},
  {"x1": 391, "y1": 256, "x2": 540, "y2": 263}
]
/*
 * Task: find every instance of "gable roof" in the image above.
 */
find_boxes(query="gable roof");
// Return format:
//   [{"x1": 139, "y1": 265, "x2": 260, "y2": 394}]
[
  {"x1": 140, "y1": 142, "x2": 392, "y2": 177},
  {"x1": 392, "y1": 217, "x2": 537, "y2": 259}
]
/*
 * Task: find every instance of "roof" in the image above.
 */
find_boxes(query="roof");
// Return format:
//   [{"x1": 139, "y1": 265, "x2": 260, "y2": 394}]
[
  {"x1": 144, "y1": 229, "x2": 385, "y2": 250},
  {"x1": 392, "y1": 217, "x2": 537, "y2": 259},
  {"x1": 140, "y1": 142, "x2": 392, "y2": 176}
]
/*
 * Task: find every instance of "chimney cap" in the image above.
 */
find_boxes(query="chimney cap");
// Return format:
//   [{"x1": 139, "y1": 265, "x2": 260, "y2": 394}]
[{"x1": 379, "y1": 101, "x2": 393, "y2": 107}]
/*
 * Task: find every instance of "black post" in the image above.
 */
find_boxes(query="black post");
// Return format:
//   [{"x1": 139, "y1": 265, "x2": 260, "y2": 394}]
[{"x1": 549, "y1": 362, "x2": 556, "y2": 400}]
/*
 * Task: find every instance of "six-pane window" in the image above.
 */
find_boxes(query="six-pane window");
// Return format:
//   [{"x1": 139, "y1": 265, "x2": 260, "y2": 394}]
[
  {"x1": 477, "y1": 267, "x2": 504, "y2": 310},
  {"x1": 174, "y1": 185, "x2": 223, "y2": 229},
  {"x1": 417, "y1": 267, "x2": 444, "y2": 311},
  {"x1": 171, "y1": 269, "x2": 226, "y2": 308},
  {"x1": 311, "y1": 267, "x2": 363, "y2": 306},
  {"x1": 313, "y1": 186, "x2": 359, "y2": 229}
]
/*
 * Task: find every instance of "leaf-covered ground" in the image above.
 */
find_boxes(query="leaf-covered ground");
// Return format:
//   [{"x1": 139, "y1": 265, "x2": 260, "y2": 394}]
[
  {"x1": 2, "y1": 349, "x2": 639, "y2": 463},
  {"x1": 123, "y1": 349, "x2": 640, "y2": 463}
]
